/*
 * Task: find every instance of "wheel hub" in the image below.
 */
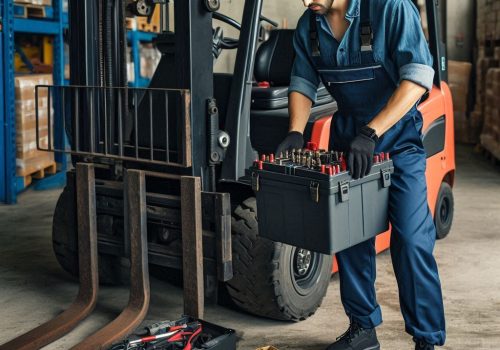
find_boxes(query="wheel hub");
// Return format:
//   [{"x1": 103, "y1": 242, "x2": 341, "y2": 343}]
[{"x1": 295, "y1": 249, "x2": 312, "y2": 276}]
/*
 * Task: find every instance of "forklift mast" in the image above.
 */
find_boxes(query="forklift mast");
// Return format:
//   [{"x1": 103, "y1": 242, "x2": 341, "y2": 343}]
[
  {"x1": 68, "y1": 0, "x2": 211, "y2": 189},
  {"x1": 67, "y1": 0, "x2": 265, "y2": 190}
]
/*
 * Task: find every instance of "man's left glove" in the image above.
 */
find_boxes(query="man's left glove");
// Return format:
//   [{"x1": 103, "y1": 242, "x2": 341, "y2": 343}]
[{"x1": 348, "y1": 130, "x2": 377, "y2": 180}]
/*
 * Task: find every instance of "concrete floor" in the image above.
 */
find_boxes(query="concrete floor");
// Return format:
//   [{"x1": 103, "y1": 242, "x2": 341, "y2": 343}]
[{"x1": 0, "y1": 145, "x2": 499, "y2": 350}]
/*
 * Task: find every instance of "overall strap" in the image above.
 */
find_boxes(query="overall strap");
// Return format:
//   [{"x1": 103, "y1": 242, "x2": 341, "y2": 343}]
[
  {"x1": 309, "y1": 11, "x2": 321, "y2": 57},
  {"x1": 359, "y1": 0, "x2": 373, "y2": 52}
]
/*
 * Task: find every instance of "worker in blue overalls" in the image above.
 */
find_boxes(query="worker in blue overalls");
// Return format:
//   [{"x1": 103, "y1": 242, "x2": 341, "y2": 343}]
[{"x1": 275, "y1": 0, "x2": 446, "y2": 349}]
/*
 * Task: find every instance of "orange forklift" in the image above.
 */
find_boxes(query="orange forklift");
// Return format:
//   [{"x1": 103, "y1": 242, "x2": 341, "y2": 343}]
[{"x1": 1, "y1": 0, "x2": 455, "y2": 348}]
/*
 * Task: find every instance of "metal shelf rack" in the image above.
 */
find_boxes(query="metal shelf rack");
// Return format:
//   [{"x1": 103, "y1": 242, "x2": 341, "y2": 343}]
[
  {"x1": 127, "y1": 30, "x2": 156, "y2": 88},
  {"x1": 1, "y1": 0, "x2": 67, "y2": 204}
]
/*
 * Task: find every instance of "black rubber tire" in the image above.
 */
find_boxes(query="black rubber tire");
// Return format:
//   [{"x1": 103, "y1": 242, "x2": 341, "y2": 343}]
[
  {"x1": 434, "y1": 182, "x2": 454, "y2": 240},
  {"x1": 225, "y1": 197, "x2": 333, "y2": 321},
  {"x1": 52, "y1": 185, "x2": 128, "y2": 285}
]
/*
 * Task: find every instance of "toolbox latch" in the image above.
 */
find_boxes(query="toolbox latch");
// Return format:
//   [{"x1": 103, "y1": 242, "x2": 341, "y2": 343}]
[
  {"x1": 251, "y1": 172, "x2": 260, "y2": 192},
  {"x1": 310, "y1": 181, "x2": 320, "y2": 203},
  {"x1": 381, "y1": 169, "x2": 391, "y2": 188},
  {"x1": 339, "y1": 181, "x2": 350, "y2": 202}
]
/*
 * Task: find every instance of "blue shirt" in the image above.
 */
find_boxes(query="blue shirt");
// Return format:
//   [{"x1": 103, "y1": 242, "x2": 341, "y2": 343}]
[{"x1": 289, "y1": 0, "x2": 435, "y2": 103}]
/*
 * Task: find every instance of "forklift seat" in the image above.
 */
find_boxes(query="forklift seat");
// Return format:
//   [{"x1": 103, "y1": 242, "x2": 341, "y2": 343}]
[
  {"x1": 249, "y1": 29, "x2": 337, "y2": 154},
  {"x1": 251, "y1": 29, "x2": 333, "y2": 110}
]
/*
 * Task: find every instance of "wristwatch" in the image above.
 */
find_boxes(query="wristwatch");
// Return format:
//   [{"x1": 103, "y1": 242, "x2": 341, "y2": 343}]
[{"x1": 360, "y1": 125, "x2": 379, "y2": 143}]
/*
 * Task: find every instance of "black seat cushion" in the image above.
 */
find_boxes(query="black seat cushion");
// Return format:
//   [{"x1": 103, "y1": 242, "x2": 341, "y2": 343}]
[
  {"x1": 254, "y1": 29, "x2": 295, "y2": 86},
  {"x1": 251, "y1": 84, "x2": 333, "y2": 110},
  {"x1": 252, "y1": 29, "x2": 334, "y2": 110}
]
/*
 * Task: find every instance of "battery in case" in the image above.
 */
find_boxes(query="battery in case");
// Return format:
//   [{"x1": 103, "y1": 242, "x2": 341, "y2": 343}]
[{"x1": 250, "y1": 151, "x2": 394, "y2": 255}]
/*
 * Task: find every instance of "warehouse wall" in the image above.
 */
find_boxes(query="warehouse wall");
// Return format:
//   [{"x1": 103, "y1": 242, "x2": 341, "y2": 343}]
[
  {"x1": 213, "y1": 1, "x2": 306, "y2": 73},
  {"x1": 446, "y1": 0, "x2": 475, "y2": 62}
]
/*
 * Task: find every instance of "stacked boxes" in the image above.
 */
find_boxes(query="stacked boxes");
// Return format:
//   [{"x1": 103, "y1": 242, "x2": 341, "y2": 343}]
[
  {"x1": 15, "y1": 74, "x2": 55, "y2": 179},
  {"x1": 475, "y1": 0, "x2": 500, "y2": 158},
  {"x1": 476, "y1": 0, "x2": 500, "y2": 44},
  {"x1": 481, "y1": 69, "x2": 500, "y2": 159}
]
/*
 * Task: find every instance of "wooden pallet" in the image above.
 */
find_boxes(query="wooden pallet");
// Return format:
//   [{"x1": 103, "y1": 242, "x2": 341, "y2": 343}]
[
  {"x1": 479, "y1": 135, "x2": 500, "y2": 166},
  {"x1": 14, "y1": 4, "x2": 51, "y2": 19},
  {"x1": 134, "y1": 16, "x2": 160, "y2": 33},
  {"x1": 18, "y1": 161, "x2": 57, "y2": 188}
]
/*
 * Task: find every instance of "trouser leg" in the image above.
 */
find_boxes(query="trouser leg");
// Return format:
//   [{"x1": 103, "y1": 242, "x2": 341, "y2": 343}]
[
  {"x1": 336, "y1": 238, "x2": 382, "y2": 328},
  {"x1": 389, "y1": 150, "x2": 446, "y2": 345}
]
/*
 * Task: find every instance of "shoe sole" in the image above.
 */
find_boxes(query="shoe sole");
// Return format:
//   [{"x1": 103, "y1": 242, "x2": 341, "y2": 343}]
[{"x1": 364, "y1": 346, "x2": 380, "y2": 350}]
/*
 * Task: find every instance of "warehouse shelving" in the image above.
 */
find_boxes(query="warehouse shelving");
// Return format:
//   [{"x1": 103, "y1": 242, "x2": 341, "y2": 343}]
[
  {"x1": 1, "y1": 0, "x2": 67, "y2": 204},
  {"x1": 127, "y1": 30, "x2": 157, "y2": 87}
]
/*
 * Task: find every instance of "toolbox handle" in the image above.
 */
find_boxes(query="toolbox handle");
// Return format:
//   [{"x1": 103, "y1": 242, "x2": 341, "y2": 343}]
[
  {"x1": 252, "y1": 172, "x2": 260, "y2": 192},
  {"x1": 339, "y1": 181, "x2": 349, "y2": 202},
  {"x1": 381, "y1": 169, "x2": 391, "y2": 188},
  {"x1": 310, "y1": 181, "x2": 320, "y2": 203}
]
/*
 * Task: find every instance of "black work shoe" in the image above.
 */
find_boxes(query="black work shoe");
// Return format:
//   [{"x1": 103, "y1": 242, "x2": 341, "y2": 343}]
[
  {"x1": 414, "y1": 339, "x2": 435, "y2": 350},
  {"x1": 325, "y1": 321, "x2": 380, "y2": 350}
]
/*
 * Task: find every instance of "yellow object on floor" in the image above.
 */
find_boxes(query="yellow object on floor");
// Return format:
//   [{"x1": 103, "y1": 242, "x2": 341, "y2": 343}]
[{"x1": 256, "y1": 347, "x2": 279, "y2": 350}]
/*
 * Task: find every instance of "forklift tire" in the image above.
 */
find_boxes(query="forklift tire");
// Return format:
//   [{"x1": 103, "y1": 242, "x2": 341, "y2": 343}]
[
  {"x1": 52, "y1": 186, "x2": 128, "y2": 285},
  {"x1": 226, "y1": 197, "x2": 333, "y2": 321},
  {"x1": 434, "y1": 182, "x2": 454, "y2": 240}
]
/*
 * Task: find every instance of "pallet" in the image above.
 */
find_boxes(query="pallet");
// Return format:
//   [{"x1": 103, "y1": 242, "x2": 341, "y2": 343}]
[
  {"x1": 13, "y1": 4, "x2": 53, "y2": 19},
  {"x1": 134, "y1": 17, "x2": 160, "y2": 33},
  {"x1": 479, "y1": 135, "x2": 500, "y2": 166},
  {"x1": 18, "y1": 161, "x2": 57, "y2": 188}
]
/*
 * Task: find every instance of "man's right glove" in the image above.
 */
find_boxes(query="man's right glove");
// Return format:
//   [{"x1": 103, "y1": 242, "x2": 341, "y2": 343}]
[{"x1": 275, "y1": 131, "x2": 304, "y2": 156}]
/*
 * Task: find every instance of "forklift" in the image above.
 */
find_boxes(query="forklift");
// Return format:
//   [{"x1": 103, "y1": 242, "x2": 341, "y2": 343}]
[{"x1": 46, "y1": 0, "x2": 455, "y2": 326}]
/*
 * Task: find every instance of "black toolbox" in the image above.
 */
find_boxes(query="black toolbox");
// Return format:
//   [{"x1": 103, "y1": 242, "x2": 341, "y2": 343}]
[
  {"x1": 250, "y1": 149, "x2": 394, "y2": 255},
  {"x1": 110, "y1": 316, "x2": 235, "y2": 350}
]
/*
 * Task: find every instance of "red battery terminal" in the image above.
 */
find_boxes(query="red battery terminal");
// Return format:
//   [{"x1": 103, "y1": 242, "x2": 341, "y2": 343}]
[
  {"x1": 306, "y1": 142, "x2": 319, "y2": 151},
  {"x1": 386, "y1": 152, "x2": 390, "y2": 160},
  {"x1": 380, "y1": 152, "x2": 385, "y2": 161},
  {"x1": 258, "y1": 161, "x2": 263, "y2": 170},
  {"x1": 269, "y1": 154, "x2": 275, "y2": 163},
  {"x1": 336, "y1": 165, "x2": 341, "y2": 174},
  {"x1": 260, "y1": 154, "x2": 266, "y2": 162},
  {"x1": 374, "y1": 155, "x2": 380, "y2": 163},
  {"x1": 321, "y1": 164, "x2": 326, "y2": 174}
]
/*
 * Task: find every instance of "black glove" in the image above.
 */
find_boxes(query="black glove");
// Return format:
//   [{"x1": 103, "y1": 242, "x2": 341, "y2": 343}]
[
  {"x1": 348, "y1": 133, "x2": 376, "y2": 179},
  {"x1": 275, "y1": 131, "x2": 304, "y2": 156}
]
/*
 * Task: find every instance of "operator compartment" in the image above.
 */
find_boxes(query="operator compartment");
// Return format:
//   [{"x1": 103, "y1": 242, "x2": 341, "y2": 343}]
[
  {"x1": 250, "y1": 146, "x2": 394, "y2": 255},
  {"x1": 249, "y1": 29, "x2": 337, "y2": 154}
]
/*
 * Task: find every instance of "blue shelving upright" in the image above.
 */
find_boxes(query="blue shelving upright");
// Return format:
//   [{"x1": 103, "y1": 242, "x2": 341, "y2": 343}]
[
  {"x1": 127, "y1": 30, "x2": 156, "y2": 87},
  {"x1": 1, "y1": 0, "x2": 67, "y2": 204}
]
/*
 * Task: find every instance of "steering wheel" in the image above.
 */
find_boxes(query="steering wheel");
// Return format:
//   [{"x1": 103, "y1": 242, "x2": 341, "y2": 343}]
[{"x1": 212, "y1": 11, "x2": 278, "y2": 54}]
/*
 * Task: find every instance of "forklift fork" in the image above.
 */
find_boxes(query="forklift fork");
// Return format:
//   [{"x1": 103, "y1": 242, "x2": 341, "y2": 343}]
[
  {"x1": 0, "y1": 163, "x2": 99, "y2": 350},
  {"x1": 0, "y1": 164, "x2": 206, "y2": 349},
  {"x1": 71, "y1": 167, "x2": 151, "y2": 349}
]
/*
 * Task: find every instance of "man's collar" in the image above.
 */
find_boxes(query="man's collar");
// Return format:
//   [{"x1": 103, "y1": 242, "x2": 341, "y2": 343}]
[{"x1": 346, "y1": 0, "x2": 360, "y2": 18}]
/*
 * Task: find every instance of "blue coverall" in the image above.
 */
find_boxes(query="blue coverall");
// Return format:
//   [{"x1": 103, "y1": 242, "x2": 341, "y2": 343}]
[{"x1": 289, "y1": 0, "x2": 446, "y2": 345}]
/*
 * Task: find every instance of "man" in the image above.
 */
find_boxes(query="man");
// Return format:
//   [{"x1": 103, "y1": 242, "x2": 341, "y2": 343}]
[{"x1": 275, "y1": 0, "x2": 446, "y2": 349}]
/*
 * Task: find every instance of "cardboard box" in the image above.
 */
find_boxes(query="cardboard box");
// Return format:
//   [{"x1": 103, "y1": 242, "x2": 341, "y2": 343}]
[
  {"x1": 15, "y1": 74, "x2": 55, "y2": 177},
  {"x1": 15, "y1": 74, "x2": 52, "y2": 101}
]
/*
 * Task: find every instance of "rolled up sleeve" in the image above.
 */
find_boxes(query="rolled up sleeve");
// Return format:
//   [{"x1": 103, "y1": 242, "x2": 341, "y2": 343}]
[
  {"x1": 389, "y1": 0, "x2": 435, "y2": 91},
  {"x1": 289, "y1": 15, "x2": 320, "y2": 102}
]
